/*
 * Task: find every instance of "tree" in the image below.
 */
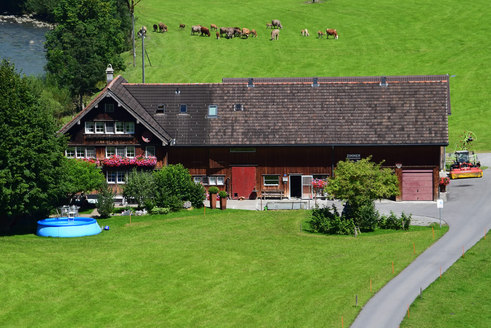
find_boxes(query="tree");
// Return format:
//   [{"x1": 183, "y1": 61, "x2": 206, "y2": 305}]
[
  {"x1": 0, "y1": 60, "x2": 66, "y2": 229},
  {"x1": 58, "y1": 158, "x2": 105, "y2": 203},
  {"x1": 45, "y1": 0, "x2": 127, "y2": 110},
  {"x1": 326, "y1": 157, "x2": 399, "y2": 230},
  {"x1": 123, "y1": 168, "x2": 155, "y2": 208}
]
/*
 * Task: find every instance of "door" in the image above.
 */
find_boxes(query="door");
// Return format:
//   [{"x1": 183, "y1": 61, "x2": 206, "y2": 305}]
[
  {"x1": 231, "y1": 167, "x2": 256, "y2": 199},
  {"x1": 290, "y1": 175, "x2": 302, "y2": 199},
  {"x1": 402, "y1": 170, "x2": 433, "y2": 201},
  {"x1": 302, "y1": 175, "x2": 313, "y2": 199}
]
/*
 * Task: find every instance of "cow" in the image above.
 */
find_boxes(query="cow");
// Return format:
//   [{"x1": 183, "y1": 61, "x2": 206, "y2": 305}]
[
  {"x1": 326, "y1": 28, "x2": 338, "y2": 39},
  {"x1": 266, "y1": 23, "x2": 273, "y2": 29},
  {"x1": 317, "y1": 30, "x2": 324, "y2": 38},
  {"x1": 200, "y1": 26, "x2": 211, "y2": 37},
  {"x1": 233, "y1": 27, "x2": 242, "y2": 37},
  {"x1": 138, "y1": 26, "x2": 147, "y2": 37},
  {"x1": 179, "y1": 23, "x2": 186, "y2": 29},
  {"x1": 210, "y1": 24, "x2": 218, "y2": 30},
  {"x1": 153, "y1": 24, "x2": 158, "y2": 32},
  {"x1": 158, "y1": 22, "x2": 167, "y2": 33},
  {"x1": 271, "y1": 29, "x2": 280, "y2": 40},
  {"x1": 301, "y1": 29, "x2": 310, "y2": 36},
  {"x1": 225, "y1": 28, "x2": 235, "y2": 39},
  {"x1": 216, "y1": 31, "x2": 220, "y2": 39},
  {"x1": 272, "y1": 19, "x2": 283, "y2": 29},
  {"x1": 241, "y1": 28, "x2": 250, "y2": 38},
  {"x1": 251, "y1": 29, "x2": 257, "y2": 38},
  {"x1": 191, "y1": 25, "x2": 201, "y2": 35}
]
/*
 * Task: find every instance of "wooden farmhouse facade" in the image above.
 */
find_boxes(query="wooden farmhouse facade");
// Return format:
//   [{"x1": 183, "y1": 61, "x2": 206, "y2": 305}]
[{"x1": 59, "y1": 74, "x2": 450, "y2": 201}]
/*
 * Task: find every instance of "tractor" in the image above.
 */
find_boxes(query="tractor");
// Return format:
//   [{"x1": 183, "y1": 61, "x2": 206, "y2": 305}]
[{"x1": 448, "y1": 131, "x2": 483, "y2": 179}]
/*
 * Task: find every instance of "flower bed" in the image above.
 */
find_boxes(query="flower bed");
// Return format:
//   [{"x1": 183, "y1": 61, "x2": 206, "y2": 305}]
[{"x1": 81, "y1": 155, "x2": 157, "y2": 168}]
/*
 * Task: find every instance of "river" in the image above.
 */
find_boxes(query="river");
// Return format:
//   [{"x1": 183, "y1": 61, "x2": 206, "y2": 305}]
[{"x1": 0, "y1": 17, "x2": 50, "y2": 76}]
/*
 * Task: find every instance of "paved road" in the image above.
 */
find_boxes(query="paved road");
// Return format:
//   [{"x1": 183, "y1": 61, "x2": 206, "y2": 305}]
[{"x1": 351, "y1": 155, "x2": 491, "y2": 328}]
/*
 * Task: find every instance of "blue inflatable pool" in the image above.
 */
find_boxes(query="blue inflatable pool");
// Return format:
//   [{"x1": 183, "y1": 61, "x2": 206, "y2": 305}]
[{"x1": 37, "y1": 217, "x2": 101, "y2": 237}]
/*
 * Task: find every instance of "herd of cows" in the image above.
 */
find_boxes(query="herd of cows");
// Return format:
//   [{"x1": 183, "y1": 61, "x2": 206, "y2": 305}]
[{"x1": 149, "y1": 19, "x2": 338, "y2": 41}]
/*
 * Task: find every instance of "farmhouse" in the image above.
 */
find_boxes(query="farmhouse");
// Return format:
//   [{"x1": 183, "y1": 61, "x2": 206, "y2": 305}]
[{"x1": 59, "y1": 72, "x2": 450, "y2": 201}]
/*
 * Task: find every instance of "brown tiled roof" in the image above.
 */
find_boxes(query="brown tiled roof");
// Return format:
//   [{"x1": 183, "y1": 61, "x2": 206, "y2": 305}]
[{"x1": 121, "y1": 75, "x2": 449, "y2": 146}]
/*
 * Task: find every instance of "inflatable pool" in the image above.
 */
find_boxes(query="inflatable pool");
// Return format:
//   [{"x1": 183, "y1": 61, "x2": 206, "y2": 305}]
[{"x1": 37, "y1": 217, "x2": 101, "y2": 237}]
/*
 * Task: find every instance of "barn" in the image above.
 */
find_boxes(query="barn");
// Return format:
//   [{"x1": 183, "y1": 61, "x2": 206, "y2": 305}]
[{"x1": 59, "y1": 73, "x2": 450, "y2": 201}]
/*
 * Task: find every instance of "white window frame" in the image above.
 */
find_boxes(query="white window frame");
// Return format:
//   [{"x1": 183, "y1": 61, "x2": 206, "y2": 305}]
[
  {"x1": 75, "y1": 147, "x2": 85, "y2": 158},
  {"x1": 116, "y1": 146, "x2": 126, "y2": 157},
  {"x1": 85, "y1": 147, "x2": 96, "y2": 158},
  {"x1": 126, "y1": 146, "x2": 135, "y2": 158},
  {"x1": 106, "y1": 146, "x2": 116, "y2": 158},
  {"x1": 193, "y1": 176, "x2": 204, "y2": 184},
  {"x1": 105, "y1": 121, "x2": 115, "y2": 134},
  {"x1": 106, "y1": 171, "x2": 116, "y2": 184},
  {"x1": 115, "y1": 121, "x2": 125, "y2": 134},
  {"x1": 208, "y1": 105, "x2": 218, "y2": 117},
  {"x1": 208, "y1": 176, "x2": 217, "y2": 185},
  {"x1": 95, "y1": 122, "x2": 105, "y2": 134},
  {"x1": 263, "y1": 175, "x2": 279, "y2": 186},
  {"x1": 125, "y1": 122, "x2": 135, "y2": 134},
  {"x1": 116, "y1": 171, "x2": 126, "y2": 184},
  {"x1": 85, "y1": 122, "x2": 95, "y2": 134},
  {"x1": 145, "y1": 146, "x2": 155, "y2": 157},
  {"x1": 216, "y1": 176, "x2": 225, "y2": 186},
  {"x1": 66, "y1": 147, "x2": 75, "y2": 158}
]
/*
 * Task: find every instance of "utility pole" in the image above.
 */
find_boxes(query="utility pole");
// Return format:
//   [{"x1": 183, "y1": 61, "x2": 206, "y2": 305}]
[
  {"x1": 138, "y1": 26, "x2": 146, "y2": 83},
  {"x1": 127, "y1": 0, "x2": 143, "y2": 67}
]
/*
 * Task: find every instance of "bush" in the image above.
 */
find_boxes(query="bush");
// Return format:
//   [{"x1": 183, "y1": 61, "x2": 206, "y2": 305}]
[
  {"x1": 379, "y1": 211, "x2": 411, "y2": 230},
  {"x1": 208, "y1": 186, "x2": 219, "y2": 194},
  {"x1": 310, "y1": 205, "x2": 355, "y2": 235},
  {"x1": 188, "y1": 182, "x2": 205, "y2": 208},
  {"x1": 218, "y1": 190, "x2": 228, "y2": 198},
  {"x1": 150, "y1": 207, "x2": 170, "y2": 215},
  {"x1": 123, "y1": 168, "x2": 155, "y2": 209},
  {"x1": 342, "y1": 201, "x2": 379, "y2": 232},
  {"x1": 97, "y1": 185, "x2": 114, "y2": 218}
]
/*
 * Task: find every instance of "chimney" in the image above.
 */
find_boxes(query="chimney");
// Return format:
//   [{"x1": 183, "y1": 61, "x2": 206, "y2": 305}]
[{"x1": 106, "y1": 64, "x2": 114, "y2": 84}]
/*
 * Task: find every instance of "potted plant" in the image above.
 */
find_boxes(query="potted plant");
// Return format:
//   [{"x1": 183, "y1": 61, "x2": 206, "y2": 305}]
[
  {"x1": 218, "y1": 190, "x2": 228, "y2": 210},
  {"x1": 208, "y1": 186, "x2": 219, "y2": 209},
  {"x1": 439, "y1": 176, "x2": 450, "y2": 192}
]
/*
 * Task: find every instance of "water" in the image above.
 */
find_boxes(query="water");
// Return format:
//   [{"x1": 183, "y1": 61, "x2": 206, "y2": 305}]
[{"x1": 0, "y1": 20, "x2": 49, "y2": 76}]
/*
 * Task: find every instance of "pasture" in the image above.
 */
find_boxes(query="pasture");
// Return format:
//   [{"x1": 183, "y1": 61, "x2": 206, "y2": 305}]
[
  {"x1": 0, "y1": 210, "x2": 446, "y2": 327},
  {"x1": 120, "y1": 0, "x2": 491, "y2": 151}
]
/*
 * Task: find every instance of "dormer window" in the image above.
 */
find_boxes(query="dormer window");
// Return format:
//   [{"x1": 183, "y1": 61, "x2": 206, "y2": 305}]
[
  {"x1": 180, "y1": 104, "x2": 187, "y2": 113},
  {"x1": 234, "y1": 104, "x2": 244, "y2": 111},
  {"x1": 104, "y1": 103, "x2": 114, "y2": 113},
  {"x1": 156, "y1": 104, "x2": 165, "y2": 114},
  {"x1": 208, "y1": 105, "x2": 218, "y2": 117}
]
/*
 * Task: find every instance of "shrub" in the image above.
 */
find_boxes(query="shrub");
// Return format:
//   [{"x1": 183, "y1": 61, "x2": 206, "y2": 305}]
[
  {"x1": 123, "y1": 168, "x2": 156, "y2": 209},
  {"x1": 97, "y1": 184, "x2": 114, "y2": 218},
  {"x1": 342, "y1": 201, "x2": 379, "y2": 232},
  {"x1": 310, "y1": 205, "x2": 355, "y2": 235},
  {"x1": 218, "y1": 190, "x2": 228, "y2": 198},
  {"x1": 379, "y1": 211, "x2": 411, "y2": 230},
  {"x1": 188, "y1": 182, "x2": 205, "y2": 208},
  {"x1": 150, "y1": 207, "x2": 170, "y2": 215},
  {"x1": 208, "y1": 186, "x2": 219, "y2": 194}
]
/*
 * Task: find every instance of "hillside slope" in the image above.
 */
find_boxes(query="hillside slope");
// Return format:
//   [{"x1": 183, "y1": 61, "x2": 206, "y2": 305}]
[{"x1": 121, "y1": 0, "x2": 491, "y2": 151}]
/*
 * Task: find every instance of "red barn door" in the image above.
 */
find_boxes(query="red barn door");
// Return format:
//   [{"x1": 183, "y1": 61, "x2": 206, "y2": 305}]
[{"x1": 232, "y1": 167, "x2": 256, "y2": 199}]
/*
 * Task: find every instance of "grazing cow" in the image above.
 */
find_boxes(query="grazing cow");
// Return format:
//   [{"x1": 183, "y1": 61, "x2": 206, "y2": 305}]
[
  {"x1": 266, "y1": 23, "x2": 273, "y2": 29},
  {"x1": 191, "y1": 25, "x2": 201, "y2": 35},
  {"x1": 179, "y1": 23, "x2": 186, "y2": 29},
  {"x1": 241, "y1": 28, "x2": 250, "y2": 38},
  {"x1": 271, "y1": 19, "x2": 283, "y2": 29},
  {"x1": 153, "y1": 24, "x2": 158, "y2": 32},
  {"x1": 326, "y1": 28, "x2": 338, "y2": 39},
  {"x1": 251, "y1": 29, "x2": 257, "y2": 38},
  {"x1": 233, "y1": 27, "x2": 242, "y2": 37},
  {"x1": 301, "y1": 29, "x2": 310, "y2": 36},
  {"x1": 138, "y1": 26, "x2": 147, "y2": 37},
  {"x1": 200, "y1": 26, "x2": 211, "y2": 37},
  {"x1": 158, "y1": 22, "x2": 167, "y2": 32},
  {"x1": 225, "y1": 28, "x2": 235, "y2": 39},
  {"x1": 271, "y1": 29, "x2": 280, "y2": 40},
  {"x1": 216, "y1": 32, "x2": 220, "y2": 39},
  {"x1": 317, "y1": 30, "x2": 324, "y2": 38},
  {"x1": 210, "y1": 24, "x2": 217, "y2": 30}
]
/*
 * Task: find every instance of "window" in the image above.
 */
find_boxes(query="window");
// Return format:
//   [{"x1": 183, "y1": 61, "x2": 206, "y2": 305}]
[
  {"x1": 234, "y1": 104, "x2": 244, "y2": 111},
  {"x1": 156, "y1": 104, "x2": 165, "y2": 114},
  {"x1": 76, "y1": 147, "x2": 85, "y2": 158},
  {"x1": 208, "y1": 105, "x2": 217, "y2": 117},
  {"x1": 180, "y1": 104, "x2": 187, "y2": 113},
  {"x1": 107, "y1": 171, "x2": 116, "y2": 184},
  {"x1": 193, "y1": 176, "x2": 204, "y2": 184},
  {"x1": 208, "y1": 176, "x2": 217, "y2": 185},
  {"x1": 86, "y1": 147, "x2": 96, "y2": 158},
  {"x1": 105, "y1": 103, "x2": 114, "y2": 113},
  {"x1": 125, "y1": 122, "x2": 135, "y2": 134},
  {"x1": 105, "y1": 122, "x2": 114, "y2": 134},
  {"x1": 116, "y1": 171, "x2": 126, "y2": 184},
  {"x1": 85, "y1": 122, "x2": 95, "y2": 134},
  {"x1": 106, "y1": 146, "x2": 116, "y2": 157},
  {"x1": 216, "y1": 176, "x2": 225, "y2": 186},
  {"x1": 66, "y1": 147, "x2": 75, "y2": 158},
  {"x1": 116, "y1": 147, "x2": 126, "y2": 157},
  {"x1": 115, "y1": 122, "x2": 124, "y2": 134},
  {"x1": 95, "y1": 122, "x2": 105, "y2": 133},
  {"x1": 126, "y1": 146, "x2": 135, "y2": 158},
  {"x1": 263, "y1": 175, "x2": 279, "y2": 186},
  {"x1": 146, "y1": 146, "x2": 155, "y2": 157}
]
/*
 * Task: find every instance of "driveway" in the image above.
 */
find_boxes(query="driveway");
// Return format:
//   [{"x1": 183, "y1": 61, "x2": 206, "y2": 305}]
[{"x1": 351, "y1": 154, "x2": 491, "y2": 328}]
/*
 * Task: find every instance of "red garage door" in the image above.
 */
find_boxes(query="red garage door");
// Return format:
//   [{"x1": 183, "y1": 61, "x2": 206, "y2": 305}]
[
  {"x1": 402, "y1": 170, "x2": 433, "y2": 201},
  {"x1": 231, "y1": 167, "x2": 256, "y2": 199}
]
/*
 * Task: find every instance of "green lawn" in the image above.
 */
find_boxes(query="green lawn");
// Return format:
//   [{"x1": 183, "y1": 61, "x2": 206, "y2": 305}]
[
  {"x1": 118, "y1": 0, "x2": 491, "y2": 151},
  {"x1": 401, "y1": 235, "x2": 491, "y2": 328},
  {"x1": 0, "y1": 210, "x2": 446, "y2": 327}
]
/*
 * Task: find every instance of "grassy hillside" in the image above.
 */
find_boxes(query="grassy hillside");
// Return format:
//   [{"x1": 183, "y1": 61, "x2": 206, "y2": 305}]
[
  {"x1": 0, "y1": 210, "x2": 447, "y2": 327},
  {"x1": 120, "y1": 0, "x2": 491, "y2": 151}
]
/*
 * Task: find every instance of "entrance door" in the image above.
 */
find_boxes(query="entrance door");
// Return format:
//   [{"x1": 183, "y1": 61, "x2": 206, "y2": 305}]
[
  {"x1": 290, "y1": 175, "x2": 302, "y2": 199},
  {"x1": 402, "y1": 170, "x2": 433, "y2": 201},
  {"x1": 231, "y1": 167, "x2": 256, "y2": 199}
]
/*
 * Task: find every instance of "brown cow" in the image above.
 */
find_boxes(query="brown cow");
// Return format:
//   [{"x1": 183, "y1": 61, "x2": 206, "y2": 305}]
[
  {"x1": 200, "y1": 26, "x2": 211, "y2": 37},
  {"x1": 301, "y1": 29, "x2": 310, "y2": 36},
  {"x1": 272, "y1": 19, "x2": 283, "y2": 29},
  {"x1": 233, "y1": 27, "x2": 242, "y2": 37},
  {"x1": 241, "y1": 28, "x2": 250, "y2": 38},
  {"x1": 191, "y1": 25, "x2": 201, "y2": 35},
  {"x1": 266, "y1": 23, "x2": 273, "y2": 29},
  {"x1": 158, "y1": 22, "x2": 167, "y2": 33},
  {"x1": 326, "y1": 28, "x2": 338, "y2": 39},
  {"x1": 271, "y1": 29, "x2": 280, "y2": 40},
  {"x1": 317, "y1": 30, "x2": 324, "y2": 38},
  {"x1": 179, "y1": 23, "x2": 186, "y2": 29},
  {"x1": 216, "y1": 31, "x2": 220, "y2": 39},
  {"x1": 251, "y1": 29, "x2": 257, "y2": 38},
  {"x1": 210, "y1": 24, "x2": 217, "y2": 30}
]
